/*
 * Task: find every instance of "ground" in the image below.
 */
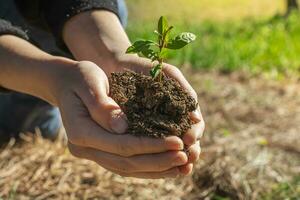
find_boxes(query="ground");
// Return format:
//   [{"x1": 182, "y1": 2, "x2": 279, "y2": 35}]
[{"x1": 1, "y1": 69, "x2": 299, "y2": 200}]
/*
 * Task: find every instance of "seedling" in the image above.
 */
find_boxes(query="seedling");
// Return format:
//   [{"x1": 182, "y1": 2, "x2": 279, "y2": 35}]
[
  {"x1": 126, "y1": 16, "x2": 196, "y2": 80},
  {"x1": 111, "y1": 16, "x2": 198, "y2": 138}
]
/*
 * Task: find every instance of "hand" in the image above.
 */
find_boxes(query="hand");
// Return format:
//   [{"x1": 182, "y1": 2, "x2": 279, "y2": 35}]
[
  {"x1": 112, "y1": 55, "x2": 205, "y2": 175},
  {"x1": 62, "y1": 10, "x2": 204, "y2": 176},
  {"x1": 56, "y1": 61, "x2": 189, "y2": 178}
]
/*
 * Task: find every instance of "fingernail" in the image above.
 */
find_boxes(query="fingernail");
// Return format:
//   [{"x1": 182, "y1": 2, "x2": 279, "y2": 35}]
[
  {"x1": 179, "y1": 141, "x2": 184, "y2": 150},
  {"x1": 166, "y1": 136, "x2": 184, "y2": 150},
  {"x1": 191, "y1": 110, "x2": 201, "y2": 123},
  {"x1": 173, "y1": 152, "x2": 188, "y2": 166},
  {"x1": 111, "y1": 110, "x2": 128, "y2": 134},
  {"x1": 177, "y1": 139, "x2": 184, "y2": 150}
]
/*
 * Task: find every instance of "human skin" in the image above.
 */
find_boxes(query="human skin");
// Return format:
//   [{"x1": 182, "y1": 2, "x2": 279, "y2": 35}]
[
  {"x1": 0, "y1": 10, "x2": 204, "y2": 179},
  {"x1": 63, "y1": 10, "x2": 205, "y2": 176}
]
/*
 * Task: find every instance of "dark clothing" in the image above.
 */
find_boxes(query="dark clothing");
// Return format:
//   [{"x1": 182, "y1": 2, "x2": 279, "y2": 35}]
[
  {"x1": 0, "y1": 18, "x2": 29, "y2": 40},
  {"x1": 0, "y1": 0, "x2": 119, "y2": 46}
]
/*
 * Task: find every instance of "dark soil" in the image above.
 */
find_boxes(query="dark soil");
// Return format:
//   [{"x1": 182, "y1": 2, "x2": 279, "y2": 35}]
[{"x1": 109, "y1": 71, "x2": 197, "y2": 138}]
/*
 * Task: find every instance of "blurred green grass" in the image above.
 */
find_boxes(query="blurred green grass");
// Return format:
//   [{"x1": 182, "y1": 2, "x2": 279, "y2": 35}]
[
  {"x1": 263, "y1": 176, "x2": 300, "y2": 200},
  {"x1": 126, "y1": 1, "x2": 300, "y2": 78}
]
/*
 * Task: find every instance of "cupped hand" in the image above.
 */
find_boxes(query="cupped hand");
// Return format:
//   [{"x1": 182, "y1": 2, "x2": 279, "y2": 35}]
[
  {"x1": 114, "y1": 55, "x2": 205, "y2": 175},
  {"x1": 55, "y1": 61, "x2": 188, "y2": 178}
]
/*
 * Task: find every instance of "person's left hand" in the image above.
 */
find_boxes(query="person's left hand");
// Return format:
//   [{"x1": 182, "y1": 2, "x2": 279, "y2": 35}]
[{"x1": 110, "y1": 55, "x2": 205, "y2": 175}]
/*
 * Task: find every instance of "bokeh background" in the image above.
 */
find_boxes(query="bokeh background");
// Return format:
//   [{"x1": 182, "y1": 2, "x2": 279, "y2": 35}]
[
  {"x1": 127, "y1": 0, "x2": 300, "y2": 79},
  {"x1": 0, "y1": 0, "x2": 299, "y2": 199}
]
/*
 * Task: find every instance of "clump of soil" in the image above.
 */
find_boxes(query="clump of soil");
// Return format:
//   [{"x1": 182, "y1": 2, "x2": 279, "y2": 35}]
[{"x1": 109, "y1": 71, "x2": 197, "y2": 138}]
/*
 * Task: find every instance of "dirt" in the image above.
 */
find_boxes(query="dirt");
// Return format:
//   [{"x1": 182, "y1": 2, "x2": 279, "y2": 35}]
[{"x1": 109, "y1": 71, "x2": 197, "y2": 138}]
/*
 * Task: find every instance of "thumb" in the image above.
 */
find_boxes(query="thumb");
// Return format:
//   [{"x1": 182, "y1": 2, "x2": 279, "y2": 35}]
[
  {"x1": 96, "y1": 97, "x2": 128, "y2": 134},
  {"x1": 75, "y1": 63, "x2": 128, "y2": 134},
  {"x1": 81, "y1": 86, "x2": 128, "y2": 134}
]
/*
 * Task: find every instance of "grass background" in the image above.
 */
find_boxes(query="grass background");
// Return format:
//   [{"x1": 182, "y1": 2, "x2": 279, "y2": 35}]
[{"x1": 126, "y1": 0, "x2": 300, "y2": 79}]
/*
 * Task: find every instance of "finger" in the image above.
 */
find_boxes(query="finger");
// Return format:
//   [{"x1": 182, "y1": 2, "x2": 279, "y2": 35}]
[
  {"x1": 68, "y1": 143, "x2": 187, "y2": 173},
  {"x1": 178, "y1": 163, "x2": 193, "y2": 176},
  {"x1": 178, "y1": 142, "x2": 201, "y2": 176},
  {"x1": 68, "y1": 115, "x2": 183, "y2": 156},
  {"x1": 163, "y1": 64, "x2": 198, "y2": 101},
  {"x1": 75, "y1": 61, "x2": 128, "y2": 134},
  {"x1": 182, "y1": 119, "x2": 205, "y2": 146},
  {"x1": 126, "y1": 151, "x2": 187, "y2": 172},
  {"x1": 186, "y1": 141, "x2": 201, "y2": 163},
  {"x1": 163, "y1": 65, "x2": 203, "y2": 124},
  {"x1": 108, "y1": 167, "x2": 180, "y2": 179},
  {"x1": 190, "y1": 105, "x2": 204, "y2": 124}
]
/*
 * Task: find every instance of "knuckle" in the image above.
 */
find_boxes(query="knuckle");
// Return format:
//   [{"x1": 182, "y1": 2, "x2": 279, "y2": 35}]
[
  {"x1": 88, "y1": 101, "x2": 105, "y2": 120},
  {"x1": 190, "y1": 149, "x2": 199, "y2": 162},
  {"x1": 91, "y1": 98, "x2": 106, "y2": 111},
  {"x1": 185, "y1": 132, "x2": 196, "y2": 145},
  {"x1": 116, "y1": 137, "x2": 136, "y2": 157},
  {"x1": 190, "y1": 142, "x2": 201, "y2": 162}
]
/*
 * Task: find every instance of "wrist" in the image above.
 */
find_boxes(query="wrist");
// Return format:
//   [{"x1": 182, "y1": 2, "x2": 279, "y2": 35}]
[
  {"x1": 0, "y1": 35, "x2": 79, "y2": 105},
  {"x1": 40, "y1": 57, "x2": 79, "y2": 106},
  {"x1": 63, "y1": 10, "x2": 133, "y2": 75}
]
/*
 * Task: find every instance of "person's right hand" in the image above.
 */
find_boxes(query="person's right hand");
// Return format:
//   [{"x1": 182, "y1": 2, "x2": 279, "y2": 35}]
[{"x1": 56, "y1": 61, "x2": 188, "y2": 178}]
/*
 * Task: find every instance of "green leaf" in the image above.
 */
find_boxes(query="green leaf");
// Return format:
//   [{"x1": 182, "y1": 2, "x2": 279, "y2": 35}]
[
  {"x1": 164, "y1": 26, "x2": 174, "y2": 44},
  {"x1": 141, "y1": 48, "x2": 158, "y2": 61},
  {"x1": 158, "y1": 16, "x2": 169, "y2": 36},
  {"x1": 158, "y1": 16, "x2": 174, "y2": 45},
  {"x1": 150, "y1": 64, "x2": 162, "y2": 78},
  {"x1": 166, "y1": 32, "x2": 196, "y2": 50},
  {"x1": 126, "y1": 40, "x2": 156, "y2": 54}
]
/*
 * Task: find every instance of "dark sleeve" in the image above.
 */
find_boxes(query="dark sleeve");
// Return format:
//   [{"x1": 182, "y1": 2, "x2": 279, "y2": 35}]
[
  {"x1": 41, "y1": 0, "x2": 119, "y2": 46},
  {"x1": 0, "y1": 19, "x2": 29, "y2": 40}
]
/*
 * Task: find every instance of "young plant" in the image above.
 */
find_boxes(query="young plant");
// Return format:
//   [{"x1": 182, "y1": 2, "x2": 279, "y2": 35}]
[{"x1": 126, "y1": 16, "x2": 196, "y2": 80}]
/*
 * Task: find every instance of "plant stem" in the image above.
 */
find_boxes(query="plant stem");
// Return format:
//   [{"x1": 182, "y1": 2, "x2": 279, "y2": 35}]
[
  {"x1": 157, "y1": 34, "x2": 165, "y2": 82},
  {"x1": 159, "y1": 62, "x2": 163, "y2": 82}
]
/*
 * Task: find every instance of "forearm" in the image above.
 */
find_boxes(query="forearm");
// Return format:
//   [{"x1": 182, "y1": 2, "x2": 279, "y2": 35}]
[
  {"x1": 0, "y1": 35, "x2": 76, "y2": 105},
  {"x1": 63, "y1": 10, "x2": 134, "y2": 75}
]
